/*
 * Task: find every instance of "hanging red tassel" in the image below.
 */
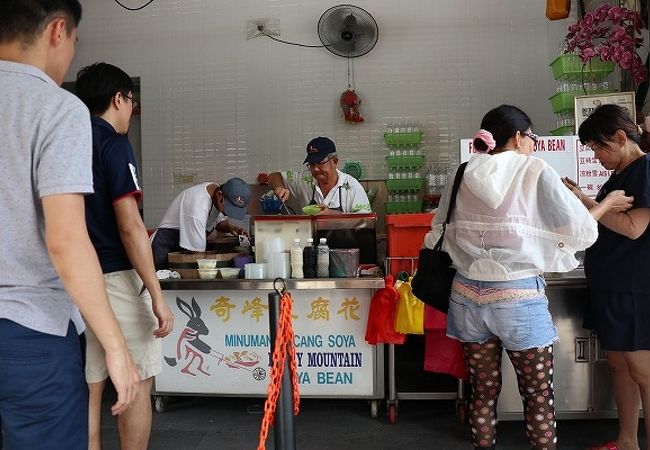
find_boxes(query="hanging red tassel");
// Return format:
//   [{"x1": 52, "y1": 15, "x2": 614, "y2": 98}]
[{"x1": 340, "y1": 89, "x2": 364, "y2": 123}]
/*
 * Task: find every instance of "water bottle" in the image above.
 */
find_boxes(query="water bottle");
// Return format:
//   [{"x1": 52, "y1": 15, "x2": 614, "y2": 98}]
[
  {"x1": 317, "y1": 237, "x2": 330, "y2": 278},
  {"x1": 290, "y1": 238, "x2": 303, "y2": 279},
  {"x1": 302, "y1": 238, "x2": 317, "y2": 278},
  {"x1": 426, "y1": 166, "x2": 437, "y2": 195}
]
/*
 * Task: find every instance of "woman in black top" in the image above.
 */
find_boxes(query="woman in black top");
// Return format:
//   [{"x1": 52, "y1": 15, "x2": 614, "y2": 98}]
[{"x1": 565, "y1": 104, "x2": 650, "y2": 450}]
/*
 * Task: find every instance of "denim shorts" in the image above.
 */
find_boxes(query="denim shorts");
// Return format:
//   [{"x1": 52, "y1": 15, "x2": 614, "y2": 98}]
[{"x1": 446, "y1": 274, "x2": 558, "y2": 351}]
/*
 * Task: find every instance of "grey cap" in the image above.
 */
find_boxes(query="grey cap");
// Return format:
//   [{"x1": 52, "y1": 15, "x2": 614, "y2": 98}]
[{"x1": 221, "y1": 177, "x2": 251, "y2": 220}]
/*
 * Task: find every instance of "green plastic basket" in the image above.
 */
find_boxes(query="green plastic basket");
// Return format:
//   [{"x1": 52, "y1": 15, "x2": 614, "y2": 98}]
[
  {"x1": 385, "y1": 154, "x2": 425, "y2": 169},
  {"x1": 384, "y1": 132, "x2": 422, "y2": 146},
  {"x1": 386, "y1": 178, "x2": 424, "y2": 191},
  {"x1": 386, "y1": 201, "x2": 422, "y2": 214},
  {"x1": 548, "y1": 89, "x2": 614, "y2": 114},
  {"x1": 550, "y1": 54, "x2": 615, "y2": 81},
  {"x1": 550, "y1": 125, "x2": 575, "y2": 136}
]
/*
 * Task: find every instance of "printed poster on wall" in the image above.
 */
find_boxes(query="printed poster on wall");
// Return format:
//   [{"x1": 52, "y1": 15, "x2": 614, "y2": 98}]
[
  {"x1": 155, "y1": 289, "x2": 375, "y2": 396},
  {"x1": 459, "y1": 136, "x2": 611, "y2": 198}
]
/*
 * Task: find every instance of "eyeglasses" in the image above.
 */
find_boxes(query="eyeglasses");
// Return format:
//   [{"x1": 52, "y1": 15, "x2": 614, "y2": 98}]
[
  {"x1": 122, "y1": 93, "x2": 140, "y2": 110},
  {"x1": 522, "y1": 131, "x2": 539, "y2": 145},
  {"x1": 305, "y1": 158, "x2": 334, "y2": 169}
]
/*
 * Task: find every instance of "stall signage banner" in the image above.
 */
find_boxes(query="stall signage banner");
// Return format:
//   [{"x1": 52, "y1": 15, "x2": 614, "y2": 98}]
[
  {"x1": 156, "y1": 289, "x2": 374, "y2": 396},
  {"x1": 459, "y1": 136, "x2": 610, "y2": 198}
]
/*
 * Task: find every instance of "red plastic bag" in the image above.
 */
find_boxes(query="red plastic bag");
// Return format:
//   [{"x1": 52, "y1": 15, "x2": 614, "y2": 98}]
[
  {"x1": 365, "y1": 276, "x2": 406, "y2": 345},
  {"x1": 424, "y1": 330, "x2": 468, "y2": 379}
]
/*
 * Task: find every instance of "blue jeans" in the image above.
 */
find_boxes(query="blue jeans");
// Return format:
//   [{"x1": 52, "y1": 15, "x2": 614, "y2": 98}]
[
  {"x1": 0, "y1": 320, "x2": 88, "y2": 450},
  {"x1": 446, "y1": 274, "x2": 558, "y2": 351}
]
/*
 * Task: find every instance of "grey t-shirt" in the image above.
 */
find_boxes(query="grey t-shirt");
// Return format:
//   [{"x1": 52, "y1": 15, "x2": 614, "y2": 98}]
[{"x1": 0, "y1": 61, "x2": 93, "y2": 336}]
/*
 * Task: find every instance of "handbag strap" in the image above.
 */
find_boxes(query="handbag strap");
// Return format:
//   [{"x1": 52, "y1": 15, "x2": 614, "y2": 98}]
[{"x1": 434, "y1": 162, "x2": 468, "y2": 250}]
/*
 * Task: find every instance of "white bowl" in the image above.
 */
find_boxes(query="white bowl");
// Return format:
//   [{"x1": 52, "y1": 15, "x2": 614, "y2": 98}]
[
  {"x1": 196, "y1": 259, "x2": 217, "y2": 269},
  {"x1": 197, "y1": 268, "x2": 218, "y2": 279},
  {"x1": 219, "y1": 267, "x2": 241, "y2": 279}
]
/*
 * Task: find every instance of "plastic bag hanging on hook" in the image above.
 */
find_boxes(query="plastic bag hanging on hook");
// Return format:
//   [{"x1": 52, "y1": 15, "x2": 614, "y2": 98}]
[{"x1": 340, "y1": 89, "x2": 364, "y2": 123}]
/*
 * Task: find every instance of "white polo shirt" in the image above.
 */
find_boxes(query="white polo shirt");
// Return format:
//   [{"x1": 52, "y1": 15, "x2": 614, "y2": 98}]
[
  {"x1": 281, "y1": 169, "x2": 371, "y2": 213},
  {"x1": 157, "y1": 182, "x2": 226, "y2": 251}
]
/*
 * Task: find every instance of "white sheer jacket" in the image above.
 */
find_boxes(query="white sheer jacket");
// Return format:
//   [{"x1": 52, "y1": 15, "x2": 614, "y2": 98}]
[{"x1": 423, "y1": 152, "x2": 598, "y2": 282}]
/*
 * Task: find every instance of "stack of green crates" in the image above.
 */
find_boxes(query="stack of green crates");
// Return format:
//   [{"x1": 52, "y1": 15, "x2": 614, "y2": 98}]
[
  {"x1": 384, "y1": 132, "x2": 424, "y2": 214},
  {"x1": 548, "y1": 54, "x2": 615, "y2": 136}
]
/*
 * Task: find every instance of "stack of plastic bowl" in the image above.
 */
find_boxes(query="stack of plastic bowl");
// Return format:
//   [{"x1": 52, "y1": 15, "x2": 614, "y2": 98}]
[
  {"x1": 219, "y1": 268, "x2": 241, "y2": 279},
  {"x1": 196, "y1": 259, "x2": 217, "y2": 269},
  {"x1": 197, "y1": 268, "x2": 218, "y2": 279}
]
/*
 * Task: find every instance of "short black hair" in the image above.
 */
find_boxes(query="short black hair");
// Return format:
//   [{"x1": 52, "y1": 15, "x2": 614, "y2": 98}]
[
  {"x1": 75, "y1": 63, "x2": 134, "y2": 116},
  {"x1": 0, "y1": 0, "x2": 82, "y2": 45},
  {"x1": 578, "y1": 104, "x2": 643, "y2": 149},
  {"x1": 475, "y1": 104, "x2": 533, "y2": 152}
]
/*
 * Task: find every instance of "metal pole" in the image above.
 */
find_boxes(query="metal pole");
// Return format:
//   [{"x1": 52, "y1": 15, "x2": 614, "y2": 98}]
[{"x1": 268, "y1": 291, "x2": 296, "y2": 450}]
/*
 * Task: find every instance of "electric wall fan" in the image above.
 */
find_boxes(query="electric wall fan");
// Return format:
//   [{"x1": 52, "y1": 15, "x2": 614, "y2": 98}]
[{"x1": 317, "y1": 4, "x2": 379, "y2": 58}]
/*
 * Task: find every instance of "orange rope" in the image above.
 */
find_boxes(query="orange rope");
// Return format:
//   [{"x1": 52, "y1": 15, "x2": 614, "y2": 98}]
[{"x1": 257, "y1": 292, "x2": 300, "y2": 450}]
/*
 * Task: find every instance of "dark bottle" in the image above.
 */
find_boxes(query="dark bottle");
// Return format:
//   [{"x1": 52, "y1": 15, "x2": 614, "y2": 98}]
[{"x1": 302, "y1": 237, "x2": 317, "y2": 278}]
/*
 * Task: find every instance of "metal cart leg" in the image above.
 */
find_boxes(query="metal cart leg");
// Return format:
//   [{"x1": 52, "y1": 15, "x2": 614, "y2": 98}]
[
  {"x1": 455, "y1": 379, "x2": 468, "y2": 424},
  {"x1": 387, "y1": 343, "x2": 398, "y2": 424}
]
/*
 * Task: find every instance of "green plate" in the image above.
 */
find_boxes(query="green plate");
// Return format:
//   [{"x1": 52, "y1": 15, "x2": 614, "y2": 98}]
[{"x1": 302, "y1": 205, "x2": 321, "y2": 215}]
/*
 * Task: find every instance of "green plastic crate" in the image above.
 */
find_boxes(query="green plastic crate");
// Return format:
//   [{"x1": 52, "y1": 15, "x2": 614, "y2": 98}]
[
  {"x1": 385, "y1": 154, "x2": 425, "y2": 169},
  {"x1": 548, "y1": 89, "x2": 613, "y2": 114},
  {"x1": 550, "y1": 54, "x2": 615, "y2": 80},
  {"x1": 550, "y1": 125, "x2": 575, "y2": 136},
  {"x1": 386, "y1": 178, "x2": 424, "y2": 191},
  {"x1": 384, "y1": 132, "x2": 422, "y2": 146},
  {"x1": 386, "y1": 201, "x2": 422, "y2": 214}
]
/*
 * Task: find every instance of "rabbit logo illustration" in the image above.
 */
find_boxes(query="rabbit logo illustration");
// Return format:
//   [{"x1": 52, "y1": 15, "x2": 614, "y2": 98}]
[{"x1": 164, "y1": 297, "x2": 224, "y2": 377}]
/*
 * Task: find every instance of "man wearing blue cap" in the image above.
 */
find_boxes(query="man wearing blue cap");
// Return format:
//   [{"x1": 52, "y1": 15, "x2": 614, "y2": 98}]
[
  {"x1": 151, "y1": 178, "x2": 252, "y2": 269},
  {"x1": 269, "y1": 136, "x2": 371, "y2": 214}
]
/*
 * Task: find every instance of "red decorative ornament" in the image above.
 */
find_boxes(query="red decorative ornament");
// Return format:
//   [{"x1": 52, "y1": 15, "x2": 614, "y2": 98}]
[{"x1": 340, "y1": 89, "x2": 364, "y2": 123}]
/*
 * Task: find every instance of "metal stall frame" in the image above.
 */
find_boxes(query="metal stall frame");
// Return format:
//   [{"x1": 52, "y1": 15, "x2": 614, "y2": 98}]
[
  {"x1": 385, "y1": 256, "x2": 467, "y2": 425},
  {"x1": 153, "y1": 278, "x2": 385, "y2": 419}
]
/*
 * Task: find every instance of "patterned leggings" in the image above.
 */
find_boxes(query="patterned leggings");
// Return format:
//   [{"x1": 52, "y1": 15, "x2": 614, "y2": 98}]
[{"x1": 462, "y1": 338, "x2": 557, "y2": 450}]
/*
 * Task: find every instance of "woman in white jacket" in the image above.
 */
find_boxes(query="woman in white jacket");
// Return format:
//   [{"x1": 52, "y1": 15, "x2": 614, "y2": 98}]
[{"x1": 425, "y1": 105, "x2": 631, "y2": 450}]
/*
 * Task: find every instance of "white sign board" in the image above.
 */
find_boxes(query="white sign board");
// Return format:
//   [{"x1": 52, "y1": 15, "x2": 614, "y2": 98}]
[
  {"x1": 156, "y1": 289, "x2": 375, "y2": 396},
  {"x1": 459, "y1": 136, "x2": 610, "y2": 198}
]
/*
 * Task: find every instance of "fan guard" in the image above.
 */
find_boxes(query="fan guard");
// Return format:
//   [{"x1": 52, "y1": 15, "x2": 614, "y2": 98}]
[{"x1": 317, "y1": 4, "x2": 378, "y2": 58}]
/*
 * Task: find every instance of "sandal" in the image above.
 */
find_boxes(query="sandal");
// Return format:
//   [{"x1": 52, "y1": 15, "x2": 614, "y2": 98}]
[{"x1": 588, "y1": 442, "x2": 618, "y2": 450}]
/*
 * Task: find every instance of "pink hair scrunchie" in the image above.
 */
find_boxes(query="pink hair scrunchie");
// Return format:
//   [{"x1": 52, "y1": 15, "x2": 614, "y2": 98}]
[{"x1": 473, "y1": 129, "x2": 496, "y2": 153}]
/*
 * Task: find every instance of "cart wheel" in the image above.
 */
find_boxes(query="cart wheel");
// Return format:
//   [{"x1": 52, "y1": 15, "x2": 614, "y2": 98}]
[
  {"x1": 369, "y1": 400, "x2": 379, "y2": 419},
  {"x1": 387, "y1": 404, "x2": 397, "y2": 424},
  {"x1": 455, "y1": 401, "x2": 468, "y2": 425},
  {"x1": 154, "y1": 395, "x2": 168, "y2": 413}
]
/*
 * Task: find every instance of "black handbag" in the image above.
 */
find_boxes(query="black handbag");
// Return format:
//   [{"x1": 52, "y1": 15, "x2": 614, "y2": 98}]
[{"x1": 411, "y1": 162, "x2": 467, "y2": 313}]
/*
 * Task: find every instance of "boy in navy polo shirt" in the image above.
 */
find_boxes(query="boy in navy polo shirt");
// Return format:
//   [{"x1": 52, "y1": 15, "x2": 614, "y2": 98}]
[{"x1": 75, "y1": 63, "x2": 174, "y2": 450}]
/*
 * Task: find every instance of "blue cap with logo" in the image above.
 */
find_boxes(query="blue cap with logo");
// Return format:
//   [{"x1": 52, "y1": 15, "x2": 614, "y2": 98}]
[
  {"x1": 221, "y1": 177, "x2": 251, "y2": 220},
  {"x1": 304, "y1": 136, "x2": 336, "y2": 164}
]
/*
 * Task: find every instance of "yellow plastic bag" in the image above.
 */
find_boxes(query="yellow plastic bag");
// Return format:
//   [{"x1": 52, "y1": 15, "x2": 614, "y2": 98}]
[{"x1": 394, "y1": 279, "x2": 425, "y2": 334}]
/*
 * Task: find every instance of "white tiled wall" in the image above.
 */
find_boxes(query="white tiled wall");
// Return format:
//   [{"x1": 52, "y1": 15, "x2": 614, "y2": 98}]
[{"x1": 70, "y1": 0, "x2": 574, "y2": 227}]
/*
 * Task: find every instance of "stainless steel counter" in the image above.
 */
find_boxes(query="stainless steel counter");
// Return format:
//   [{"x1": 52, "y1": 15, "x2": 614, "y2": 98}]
[{"x1": 160, "y1": 277, "x2": 385, "y2": 290}]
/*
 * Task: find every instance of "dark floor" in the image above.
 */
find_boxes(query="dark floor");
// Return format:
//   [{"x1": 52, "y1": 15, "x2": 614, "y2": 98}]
[{"x1": 97, "y1": 393, "x2": 646, "y2": 450}]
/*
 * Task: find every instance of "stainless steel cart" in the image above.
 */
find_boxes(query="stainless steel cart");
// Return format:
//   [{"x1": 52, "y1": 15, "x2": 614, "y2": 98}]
[
  {"x1": 153, "y1": 278, "x2": 385, "y2": 419},
  {"x1": 385, "y1": 256, "x2": 467, "y2": 424}
]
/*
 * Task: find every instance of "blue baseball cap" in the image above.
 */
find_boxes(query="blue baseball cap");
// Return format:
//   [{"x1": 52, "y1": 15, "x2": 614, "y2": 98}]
[
  {"x1": 304, "y1": 136, "x2": 336, "y2": 164},
  {"x1": 221, "y1": 177, "x2": 251, "y2": 220}
]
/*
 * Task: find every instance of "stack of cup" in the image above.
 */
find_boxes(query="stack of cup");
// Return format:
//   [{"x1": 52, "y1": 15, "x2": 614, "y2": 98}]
[
  {"x1": 268, "y1": 252, "x2": 290, "y2": 279},
  {"x1": 244, "y1": 263, "x2": 267, "y2": 279}
]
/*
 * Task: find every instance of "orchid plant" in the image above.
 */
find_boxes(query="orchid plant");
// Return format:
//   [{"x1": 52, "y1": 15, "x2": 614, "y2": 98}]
[{"x1": 565, "y1": 3, "x2": 648, "y2": 83}]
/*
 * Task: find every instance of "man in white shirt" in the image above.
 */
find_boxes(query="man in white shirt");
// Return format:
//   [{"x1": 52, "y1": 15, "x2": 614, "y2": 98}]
[
  {"x1": 269, "y1": 136, "x2": 371, "y2": 215},
  {"x1": 151, "y1": 178, "x2": 251, "y2": 269}
]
